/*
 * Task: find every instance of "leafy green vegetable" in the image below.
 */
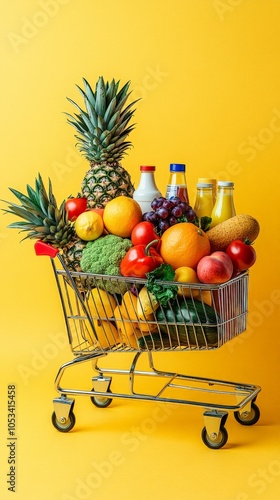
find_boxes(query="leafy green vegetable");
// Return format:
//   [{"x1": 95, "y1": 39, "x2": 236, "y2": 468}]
[
  {"x1": 195, "y1": 216, "x2": 212, "y2": 232},
  {"x1": 80, "y1": 234, "x2": 132, "y2": 294},
  {"x1": 146, "y1": 264, "x2": 178, "y2": 306}
]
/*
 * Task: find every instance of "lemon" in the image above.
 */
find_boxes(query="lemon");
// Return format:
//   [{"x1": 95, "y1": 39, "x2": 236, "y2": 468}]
[
  {"x1": 85, "y1": 320, "x2": 119, "y2": 348},
  {"x1": 75, "y1": 211, "x2": 104, "y2": 241},
  {"x1": 87, "y1": 288, "x2": 117, "y2": 319},
  {"x1": 174, "y1": 266, "x2": 200, "y2": 298},
  {"x1": 199, "y1": 290, "x2": 212, "y2": 307},
  {"x1": 114, "y1": 304, "x2": 135, "y2": 337}
]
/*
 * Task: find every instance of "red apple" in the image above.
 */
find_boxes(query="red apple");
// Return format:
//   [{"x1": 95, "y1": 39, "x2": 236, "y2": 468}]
[{"x1": 197, "y1": 251, "x2": 233, "y2": 284}]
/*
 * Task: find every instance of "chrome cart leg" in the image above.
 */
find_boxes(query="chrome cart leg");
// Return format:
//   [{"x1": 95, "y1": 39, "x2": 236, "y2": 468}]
[
  {"x1": 91, "y1": 375, "x2": 113, "y2": 408},
  {"x1": 233, "y1": 387, "x2": 261, "y2": 426},
  {"x1": 202, "y1": 410, "x2": 228, "y2": 449},
  {"x1": 52, "y1": 395, "x2": 76, "y2": 432},
  {"x1": 51, "y1": 353, "x2": 106, "y2": 431},
  {"x1": 234, "y1": 401, "x2": 260, "y2": 426}
]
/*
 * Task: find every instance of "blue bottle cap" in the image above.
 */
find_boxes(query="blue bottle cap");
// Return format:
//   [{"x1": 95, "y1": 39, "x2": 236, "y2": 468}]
[{"x1": 170, "y1": 163, "x2": 186, "y2": 172}]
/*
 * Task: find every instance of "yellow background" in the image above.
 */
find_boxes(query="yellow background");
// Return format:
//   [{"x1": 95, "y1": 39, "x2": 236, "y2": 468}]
[{"x1": 1, "y1": 0, "x2": 280, "y2": 499}]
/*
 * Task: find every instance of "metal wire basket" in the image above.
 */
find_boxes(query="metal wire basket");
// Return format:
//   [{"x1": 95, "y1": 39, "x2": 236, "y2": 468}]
[
  {"x1": 50, "y1": 252, "x2": 249, "y2": 355},
  {"x1": 34, "y1": 241, "x2": 261, "y2": 447}
]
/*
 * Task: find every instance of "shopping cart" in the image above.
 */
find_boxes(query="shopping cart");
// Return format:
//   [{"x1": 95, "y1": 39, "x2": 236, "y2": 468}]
[{"x1": 35, "y1": 240, "x2": 261, "y2": 449}]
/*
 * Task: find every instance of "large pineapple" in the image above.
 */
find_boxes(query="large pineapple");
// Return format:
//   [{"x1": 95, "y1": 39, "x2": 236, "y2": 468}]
[
  {"x1": 66, "y1": 76, "x2": 138, "y2": 208},
  {"x1": 2, "y1": 174, "x2": 85, "y2": 272}
]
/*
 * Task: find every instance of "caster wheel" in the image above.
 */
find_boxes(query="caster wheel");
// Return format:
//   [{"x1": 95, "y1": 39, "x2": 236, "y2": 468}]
[
  {"x1": 51, "y1": 410, "x2": 76, "y2": 432},
  {"x1": 201, "y1": 425, "x2": 228, "y2": 449},
  {"x1": 90, "y1": 389, "x2": 113, "y2": 408},
  {"x1": 234, "y1": 402, "x2": 260, "y2": 426}
]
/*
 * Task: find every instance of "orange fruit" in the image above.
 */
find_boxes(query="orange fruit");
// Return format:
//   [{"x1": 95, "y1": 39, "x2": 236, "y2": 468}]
[
  {"x1": 103, "y1": 196, "x2": 142, "y2": 238},
  {"x1": 160, "y1": 222, "x2": 210, "y2": 270}
]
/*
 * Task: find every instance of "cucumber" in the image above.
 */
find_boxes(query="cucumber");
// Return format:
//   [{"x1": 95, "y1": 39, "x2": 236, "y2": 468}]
[
  {"x1": 138, "y1": 332, "x2": 172, "y2": 350},
  {"x1": 156, "y1": 298, "x2": 220, "y2": 348}
]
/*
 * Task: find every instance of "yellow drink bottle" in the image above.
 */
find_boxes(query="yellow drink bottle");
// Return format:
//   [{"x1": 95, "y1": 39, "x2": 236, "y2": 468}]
[
  {"x1": 194, "y1": 183, "x2": 214, "y2": 218},
  {"x1": 197, "y1": 177, "x2": 217, "y2": 203},
  {"x1": 210, "y1": 181, "x2": 236, "y2": 228}
]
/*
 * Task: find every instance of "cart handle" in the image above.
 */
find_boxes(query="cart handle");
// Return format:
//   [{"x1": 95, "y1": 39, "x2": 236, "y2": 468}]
[{"x1": 34, "y1": 241, "x2": 59, "y2": 258}]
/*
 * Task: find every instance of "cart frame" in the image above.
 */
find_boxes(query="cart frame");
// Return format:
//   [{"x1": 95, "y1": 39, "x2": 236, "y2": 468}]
[{"x1": 35, "y1": 241, "x2": 261, "y2": 449}]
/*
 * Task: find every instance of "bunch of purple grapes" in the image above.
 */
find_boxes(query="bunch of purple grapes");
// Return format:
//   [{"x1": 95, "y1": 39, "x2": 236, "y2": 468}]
[{"x1": 143, "y1": 196, "x2": 197, "y2": 235}]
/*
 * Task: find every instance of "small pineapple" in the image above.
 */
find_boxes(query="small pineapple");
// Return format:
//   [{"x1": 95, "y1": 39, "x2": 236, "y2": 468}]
[
  {"x1": 2, "y1": 174, "x2": 85, "y2": 272},
  {"x1": 66, "y1": 76, "x2": 138, "y2": 208},
  {"x1": 62, "y1": 237, "x2": 86, "y2": 273}
]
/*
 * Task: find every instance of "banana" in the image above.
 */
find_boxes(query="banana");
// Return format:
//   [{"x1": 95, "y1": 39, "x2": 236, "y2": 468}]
[{"x1": 137, "y1": 287, "x2": 159, "y2": 319}]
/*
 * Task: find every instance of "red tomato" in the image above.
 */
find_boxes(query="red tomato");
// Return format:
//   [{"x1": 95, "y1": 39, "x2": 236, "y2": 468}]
[
  {"x1": 131, "y1": 221, "x2": 160, "y2": 248},
  {"x1": 65, "y1": 197, "x2": 87, "y2": 221},
  {"x1": 226, "y1": 239, "x2": 256, "y2": 271}
]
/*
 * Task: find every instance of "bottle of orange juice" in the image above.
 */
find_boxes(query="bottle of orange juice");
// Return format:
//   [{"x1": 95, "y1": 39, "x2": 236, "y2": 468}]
[
  {"x1": 194, "y1": 183, "x2": 214, "y2": 218},
  {"x1": 198, "y1": 177, "x2": 217, "y2": 203},
  {"x1": 210, "y1": 181, "x2": 236, "y2": 228}
]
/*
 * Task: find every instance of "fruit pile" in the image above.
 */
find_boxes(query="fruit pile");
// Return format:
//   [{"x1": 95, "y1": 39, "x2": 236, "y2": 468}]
[
  {"x1": 67, "y1": 193, "x2": 259, "y2": 285},
  {"x1": 1, "y1": 74, "x2": 261, "y2": 350}
]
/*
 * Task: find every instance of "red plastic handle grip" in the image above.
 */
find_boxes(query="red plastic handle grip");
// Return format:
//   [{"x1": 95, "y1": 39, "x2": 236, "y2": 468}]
[{"x1": 34, "y1": 241, "x2": 59, "y2": 258}]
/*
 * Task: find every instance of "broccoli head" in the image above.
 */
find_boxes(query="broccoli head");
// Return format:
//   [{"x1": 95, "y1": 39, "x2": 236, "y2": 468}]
[{"x1": 80, "y1": 234, "x2": 133, "y2": 294}]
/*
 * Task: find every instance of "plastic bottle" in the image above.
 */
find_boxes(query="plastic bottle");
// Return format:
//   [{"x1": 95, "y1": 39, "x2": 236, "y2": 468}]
[
  {"x1": 194, "y1": 183, "x2": 214, "y2": 218},
  {"x1": 210, "y1": 181, "x2": 236, "y2": 228},
  {"x1": 165, "y1": 163, "x2": 189, "y2": 204},
  {"x1": 198, "y1": 177, "x2": 217, "y2": 203},
  {"x1": 133, "y1": 165, "x2": 162, "y2": 214}
]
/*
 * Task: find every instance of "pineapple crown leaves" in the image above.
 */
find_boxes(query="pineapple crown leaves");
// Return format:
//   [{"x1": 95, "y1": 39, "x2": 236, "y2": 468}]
[
  {"x1": 1, "y1": 174, "x2": 75, "y2": 247},
  {"x1": 65, "y1": 76, "x2": 140, "y2": 163}
]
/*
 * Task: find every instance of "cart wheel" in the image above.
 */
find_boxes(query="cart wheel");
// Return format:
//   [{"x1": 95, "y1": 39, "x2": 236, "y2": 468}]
[
  {"x1": 51, "y1": 410, "x2": 76, "y2": 432},
  {"x1": 201, "y1": 425, "x2": 228, "y2": 449},
  {"x1": 234, "y1": 402, "x2": 260, "y2": 426},
  {"x1": 90, "y1": 389, "x2": 113, "y2": 408}
]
